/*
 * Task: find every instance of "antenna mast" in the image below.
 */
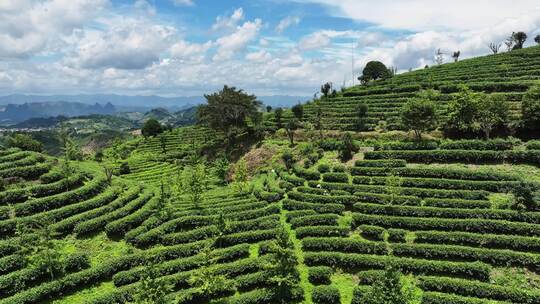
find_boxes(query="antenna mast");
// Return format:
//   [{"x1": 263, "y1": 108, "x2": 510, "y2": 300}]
[{"x1": 351, "y1": 41, "x2": 355, "y2": 86}]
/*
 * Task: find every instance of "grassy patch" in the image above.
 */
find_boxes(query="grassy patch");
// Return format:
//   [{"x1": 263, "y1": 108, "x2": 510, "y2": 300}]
[
  {"x1": 331, "y1": 271, "x2": 357, "y2": 304},
  {"x1": 280, "y1": 207, "x2": 313, "y2": 304},
  {"x1": 338, "y1": 211, "x2": 353, "y2": 229},
  {"x1": 249, "y1": 243, "x2": 260, "y2": 258},
  {"x1": 70, "y1": 232, "x2": 138, "y2": 266},
  {"x1": 49, "y1": 281, "x2": 116, "y2": 304},
  {"x1": 492, "y1": 267, "x2": 540, "y2": 290}
]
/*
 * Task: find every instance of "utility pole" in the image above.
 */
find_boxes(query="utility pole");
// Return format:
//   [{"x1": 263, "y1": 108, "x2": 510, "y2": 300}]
[{"x1": 351, "y1": 41, "x2": 355, "y2": 86}]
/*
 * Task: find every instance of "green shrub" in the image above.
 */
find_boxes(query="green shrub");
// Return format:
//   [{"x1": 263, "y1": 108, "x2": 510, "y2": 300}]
[
  {"x1": 304, "y1": 252, "x2": 491, "y2": 281},
  {"x1": 387, "y1": 228, "x2": 408, "y2": 243},
  {"x1": 295, "y1": 226, "x2": 349, "y2": 239},
  {"x1": 317, "y1": 164, "x2": 331, "y2": 173},
  {"x1": 293, "y1": 166, "x2": 321, "y2": 181},
  {"x1": 333, "y1": 165, "x2": 346, "y2": 172},
  {"x1": 312, "y1": 285, "x2": 341, "y2": 304},
  {"x1": 322, "y1": 173, "x2": 348, "y2": 183},
  {"x1": 374, "y1": 141, "x2": 438, "y2": 151},
  {"x1": 358, "y1": 225, "x2": 385, "y2": 241},
  {"x1": 355, "y1": 159, "x2": 407, "y2": 168},
  {"x1": 308, "y1": 266, "x2": 333, "y2": 285}
]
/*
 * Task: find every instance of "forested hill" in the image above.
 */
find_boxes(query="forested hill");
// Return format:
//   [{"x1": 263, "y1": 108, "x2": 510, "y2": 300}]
[{"x1": 267, "y1": 45, "x2": 540, "y2": 132}]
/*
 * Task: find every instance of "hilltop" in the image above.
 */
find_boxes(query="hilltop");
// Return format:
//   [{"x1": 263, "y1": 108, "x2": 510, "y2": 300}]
[{"x1": 267, "y1": 45, "x2": 540, "y2": 133}]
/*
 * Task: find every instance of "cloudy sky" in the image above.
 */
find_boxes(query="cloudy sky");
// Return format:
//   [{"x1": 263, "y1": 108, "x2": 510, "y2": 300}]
[{"x1": 1, "y1": 0, "x2": 540, "y2": 97}]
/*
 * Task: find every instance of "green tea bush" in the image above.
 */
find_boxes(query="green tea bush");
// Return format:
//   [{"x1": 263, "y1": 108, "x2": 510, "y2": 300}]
[
  {"x1": 312, "y1": 285, "x2": 341, "y2": 304},
  {"x1": 308, "y1": 266, "x2": 333, "y2": 285}
]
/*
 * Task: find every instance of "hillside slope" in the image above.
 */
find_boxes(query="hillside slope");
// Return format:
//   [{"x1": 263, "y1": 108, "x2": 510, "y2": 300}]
[{"x1": 268, "y1": 46, "x2": 540, "y2": 131}]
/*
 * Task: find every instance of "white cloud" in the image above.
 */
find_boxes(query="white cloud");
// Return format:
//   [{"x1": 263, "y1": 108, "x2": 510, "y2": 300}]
[
  {"x1": 297, "y1": 0, "x2": 540, "y2": 31},
  {"x1": 246, "y1": 50, "x2": 272, "y2": 62},
  {"x1": 276, "y1": 16, "x2": 300, "y2": 34},
  {"x1": 212, "y1": 8, "x2": 244, "y2": 31},
  {"x1": 134, "y1": 0, "x2": 156, "y2": 15},
  {"x1": 0, "y1": 0, "x2": 108, "y2": 58},
  {"x1": 172, "y1": 0, "x2": 194, "y2": 6},
  {"x1": 299, "y1": 32, "x2": 331, "y2": 50},
  {"x1": 259, "y1": 38, "x2": 270, "y2": 46},
  {"x1": 3, "y1": 0, "x2": 540, "y2": 97},
  {"x1": 170, "y1": 40, "x2": 212, "y2": 61},
  {"x1": 356, "y1": 11, "x2": 540, "y2": 71},
  {"x1": 72, "y1": 18, "x2": 176, "y2": 70},
  {"x1": 213, "y1": 19, "x2": 262, "y2": 61}
]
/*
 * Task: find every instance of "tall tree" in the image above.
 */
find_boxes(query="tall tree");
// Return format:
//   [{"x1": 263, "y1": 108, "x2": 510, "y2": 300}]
[
  {"x1": 489, "y1": 42, "x2": 502, "y2": 54},
  {"x1": 445, "y1": 85, "x2": 480, "y2": 133},
  {"x1": 285, "y1": 119, "x2": 299, "y2": 146},
  {"x1": 355, "y1": 103, "x2": 368, "y2": 131},
  {"x1": 535, "y1": 34, "x2": 540, "y2": 45},
  {"x1": 59, "y1": 129, "x2": 83, "y2": 161},
  {"x1": 233, "y1": 159, "x2": 250, "y2": 194},
  {"x1": 264, "y1": 227, "x2": 301, "y2": 303},
  {"x1": 274, "y1": 107, "x2": 284, "y2": 129},
  {"x1": 197, "y1": 85, "x2": 262, "y2": 136},
  {"x1": 179, "y1": 162, "x2": 208, "y2": 209},
  {"x1": 522, "y1": 85, "x2": 540, "y2": 130},
  {"x1": 400, "y1": 90, "x2": 438, "y2": 140},
  {"x1": 505, "y1": 33, "x2": 516, "y2": 51},
  {"x1": 339, "y1": 132, "x2": 359, "y2": 162},
  {"x1": 291, "y1": 104, "x2": 304, "y2": 121},
  {"x1": 452, "y1": 51, "x2": 461, "y2": 62},
  {"x1": 475, "y1": 94, "x2": 509, "y2": 139},
  {"x1": 435, "y1": 49, "x2": 444, "y2": 65},
  {"x1": 359, "y1": 61, "x2": 392, "y2": 83},
  {"x1": 512, "y1": 32, "x2": 528, "y2": 50},
  {"x1": 141, "y1": 119, "x2": 163, "y2": 138},
  {"x1": 321, "y1": 82, "x2": 332, "y2": 98}
]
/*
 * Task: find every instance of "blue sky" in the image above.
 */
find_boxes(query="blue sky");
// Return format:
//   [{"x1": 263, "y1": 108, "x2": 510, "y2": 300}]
[{"x1": 1, "y1": 0, "x2": 540, "y2": 97}]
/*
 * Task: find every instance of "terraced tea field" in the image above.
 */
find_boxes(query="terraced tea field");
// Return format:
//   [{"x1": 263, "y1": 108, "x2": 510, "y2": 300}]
[
  {"x1": 5, "y1": 43, "x2": 540, "y2": 303},
  {"x1": 266, "y1": 46, "x2": 540, "y2": 131},
  {"x1": 281, "y1": 140, "x2": 540, "y2": 303},
  {"x1": 3, "y1": 137, "x2": 540, "y2": 303},
  {"x1": 121, "y1": 126, "x2": 224, "y2": 186}
]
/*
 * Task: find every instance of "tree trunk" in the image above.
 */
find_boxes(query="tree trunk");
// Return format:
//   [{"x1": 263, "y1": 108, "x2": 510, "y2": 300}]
[
  {"x1": 414, "y1": 130, "x2": 422, "y2": 141},
  {"x1": 287, "y1": 130, "x2": 294, "y2": 146},
  {"x1": 484, "y1": 128, "x2": 490, "y2": 140}
]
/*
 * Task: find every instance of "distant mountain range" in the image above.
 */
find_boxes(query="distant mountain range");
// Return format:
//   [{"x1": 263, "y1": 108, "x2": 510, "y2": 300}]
[
  {"x1": 0, "y1": 94, "x2": 310, "y2": 126},
  {"x1": 0, "y1": 94, "x2": 310, "y2": 110},
  {"x1": 0, "y1": 101, "x2": 116, "y2": 125},
  {"x1": 8, "y1": 106, "x2": 198, "y2": 129}
]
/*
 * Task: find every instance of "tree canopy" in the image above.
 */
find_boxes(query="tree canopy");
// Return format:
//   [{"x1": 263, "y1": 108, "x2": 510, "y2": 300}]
[
  {"x1": 6, "y1": 133, "x2": 43, "y2": 152},
  {"x1": 445, "y1": 85, "x2": 479, "y2": 132},
  {"x1": 292, "y1": 104, "x2": 304, "y2": 121},
  {"x1": 445, "y1": 85, "x2": 510, "y2": 138},
  {"x1": 512, "y1": 32, "x2": 528, "y2": 50},
  {"x1": 355, "y1": 103, "x2": 369, "y2": 131},
  {"x1": 360, "y1": 61, "x2": 392, "y2": 83},
  {"x1": 141, "y1": 119, "x2": 163, "y2": 138},
  {"x1": 400, "y1": 90, "x2": 438, "y2": 140},
  {"x1": 197, "y1": 85, "x2": 262, "y2": 135},
  {"x1": 522, "y1": 85, "x2": 540, "y2": 130},
  {"x1": 475, "y1": 94, "x2": 509, "y2": 139}
]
